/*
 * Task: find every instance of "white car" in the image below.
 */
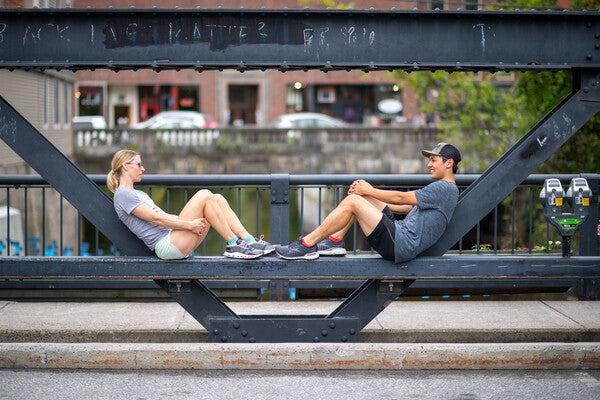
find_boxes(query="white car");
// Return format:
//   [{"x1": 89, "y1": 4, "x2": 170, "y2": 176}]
[
  {"x1": 273, "y1": 112, "x2": 346, "y2": 128},
  {"x1": 72, "y1": 116, "x2": 107, "y2": 130},
  {"x1": 132, "y1": 111, "x2": 218, "y2": 129}
]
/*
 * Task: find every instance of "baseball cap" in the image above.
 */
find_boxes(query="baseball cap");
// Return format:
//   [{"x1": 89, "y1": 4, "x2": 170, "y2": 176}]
[{"x1": 421, "y1": 142, "x2": 461, "y2": 165}]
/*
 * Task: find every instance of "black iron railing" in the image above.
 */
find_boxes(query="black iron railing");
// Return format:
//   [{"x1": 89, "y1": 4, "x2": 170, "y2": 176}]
[{"x1": 0, "y1": 174, "x2": 597, "y2": 258}]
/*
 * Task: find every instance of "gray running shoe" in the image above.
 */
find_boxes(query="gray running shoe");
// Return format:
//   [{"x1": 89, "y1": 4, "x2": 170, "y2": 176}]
[
  {"x1": 274, "y1": 238, "x2": 319, "y2": 260},
  {"x1": 224, "y1": 239, "x2": 263, "y2": 259},
  {"x1": 247, "y1": 236, "x2": 276, "y2": 255},
  {"x1": 317, "y1": 237, "x2": 347, "y2": 256}
]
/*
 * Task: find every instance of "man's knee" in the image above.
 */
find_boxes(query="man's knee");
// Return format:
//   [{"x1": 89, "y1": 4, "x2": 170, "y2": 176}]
[{"x1": 341, "y1": 194, "x2": 368, "y2": 212}]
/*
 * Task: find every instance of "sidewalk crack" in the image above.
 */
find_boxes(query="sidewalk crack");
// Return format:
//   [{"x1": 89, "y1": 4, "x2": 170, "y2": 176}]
[
  {"x1": 0, "y1": 302, "x2": 11, "y2": 312},
  {"x1": 540, "y1": 300, "x2": 587, "y2": 329}
]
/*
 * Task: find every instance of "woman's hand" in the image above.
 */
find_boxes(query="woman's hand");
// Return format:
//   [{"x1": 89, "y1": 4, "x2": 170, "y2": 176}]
[
  {"x1": 348, "y1": 179, "x2": 373, "y2": 196},
  {"x1": 189, "y1": 218, "x2": 208, "y2": 235}
]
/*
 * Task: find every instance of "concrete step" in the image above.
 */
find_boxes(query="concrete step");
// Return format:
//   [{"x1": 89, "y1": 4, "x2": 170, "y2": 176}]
[
  {"x1": 1, "y1": 300, "x2": 599, "y2": 344},
  {"x1": 2, "y1": 300, "x2": 600, "y2": 370}
]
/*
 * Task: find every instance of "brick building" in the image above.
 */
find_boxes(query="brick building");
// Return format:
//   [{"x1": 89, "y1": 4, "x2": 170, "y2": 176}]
[{"x1": 72, "y1": 0, "x2": 440, "y2": 127}]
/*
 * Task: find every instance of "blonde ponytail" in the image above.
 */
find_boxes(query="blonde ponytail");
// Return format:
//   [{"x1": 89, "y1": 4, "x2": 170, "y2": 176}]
[
  {"x1": 107, "y1": 170, "x2": 119, "y2": 193},
  {"x1": 107, "y1": 149, "x2": 139, "y2": 193}
]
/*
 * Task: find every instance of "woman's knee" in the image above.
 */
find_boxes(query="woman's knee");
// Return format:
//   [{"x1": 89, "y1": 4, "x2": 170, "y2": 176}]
[
  {"x1": 213, "y1": 193, "x2": 228, "y2": 206},
  {"x1": 191, "y1": 189, "x2": 214, "y2": 203}
]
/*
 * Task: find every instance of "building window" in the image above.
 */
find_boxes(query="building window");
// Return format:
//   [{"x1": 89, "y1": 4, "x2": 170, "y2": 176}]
[
  {"x1": 465, "y1": 0, "x2": 478, "y2": 10},
  {"x1": 54, "y1": 80, "x2": 60, "y2": 125},
  {"x1": 64, "y1": 83, "x2": 71, "y2": 126},
  {"x1": 138, "y1": 85, "x2": 199, "y2": 122},
  {"x1": 431, "y1": 0, "x2": 444, "y2": 9},
  {"x1": 77, "y1": 86, "x2": 103, "y2": 116},
  {"x1": 43, "y1": 78, "x2": 49, "y2": 126}
]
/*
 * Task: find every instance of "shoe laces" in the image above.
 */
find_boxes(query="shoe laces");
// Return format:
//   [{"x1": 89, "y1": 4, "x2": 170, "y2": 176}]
[
  {"x1": 256, "y1": 234, "x2": 269, "y2": 244},
  {"x1": 234, "y1": 239, "x2": 251, "y2": 248}
]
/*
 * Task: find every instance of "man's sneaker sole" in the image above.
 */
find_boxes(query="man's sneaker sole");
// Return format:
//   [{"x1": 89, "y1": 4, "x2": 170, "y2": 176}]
[
  {"x1": 223, "y1": 251, "x2": 263, "y2": 259},
  {"x1": 275, "y1": 250, "x2": 319, "y2": 260},
  {"x1": 318, "y1": 248, "x2": 347, "y2": 256}
]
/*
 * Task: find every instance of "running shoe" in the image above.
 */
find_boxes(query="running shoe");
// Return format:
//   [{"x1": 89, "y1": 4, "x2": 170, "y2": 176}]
[
  {"x1": 224, "y1": 239, "x2": 263, "y2": 259},
  {"x1": 317, "y1": 237, "x2": 347, "y2": 256},
  {"x1": 274, "y1": 237, "x2": 319, "y2": 260},
  {"x1": 247, "y1": 235, "x2": 276, "y2": 255}
]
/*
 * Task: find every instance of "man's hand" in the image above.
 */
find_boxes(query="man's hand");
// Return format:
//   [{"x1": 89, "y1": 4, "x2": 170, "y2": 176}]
[{"x1": 349, "y1": 179, "x2": 373, "y2": 196}]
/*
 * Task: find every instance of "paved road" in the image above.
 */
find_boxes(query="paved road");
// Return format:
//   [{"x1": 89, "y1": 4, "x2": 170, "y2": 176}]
[{"x1": 2, "y1": 369, "x2": 600, "y2": 399}]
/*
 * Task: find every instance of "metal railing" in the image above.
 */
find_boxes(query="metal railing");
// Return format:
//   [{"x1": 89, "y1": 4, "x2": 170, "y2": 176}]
[{"x1": 0, "y1": 174, "x2": 596, "y2": 258}]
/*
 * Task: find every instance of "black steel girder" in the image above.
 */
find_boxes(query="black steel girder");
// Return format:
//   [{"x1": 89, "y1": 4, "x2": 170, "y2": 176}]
[
  {"x1": 1, "y1": 8, "x2": 600, "y2": 72},
  {"x1": 1, "y1": 255, "x2": 599, "y2": 280}
]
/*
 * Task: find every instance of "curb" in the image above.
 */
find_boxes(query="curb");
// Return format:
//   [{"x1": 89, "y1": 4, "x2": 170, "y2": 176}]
[{"x1": 2, "y1": 342, "x2": 600, "y2": 370}]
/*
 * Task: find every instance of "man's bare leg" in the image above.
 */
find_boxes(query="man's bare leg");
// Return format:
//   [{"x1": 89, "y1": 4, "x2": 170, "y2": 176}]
[
  {"x1": 322, "y1": 195, "x2": 389, "y2": 242},
  {"x1": 303, "y1": 195, "x2": 384, "y2": 247}
]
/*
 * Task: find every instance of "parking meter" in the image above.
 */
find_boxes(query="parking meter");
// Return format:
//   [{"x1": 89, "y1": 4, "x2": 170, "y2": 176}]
[
  {"x1": 540, "y1": 178, "x2": 564, "y2": 210},
  {"x1": 540, "y1": 178, "x2": 592, "y2": 257}
]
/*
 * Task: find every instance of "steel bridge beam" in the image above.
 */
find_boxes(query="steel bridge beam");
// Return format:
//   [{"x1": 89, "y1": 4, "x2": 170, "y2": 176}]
[
  {"x1": 1, "y1": 9, "x2": 600, "y2": 71},
  {"x1": 1, "y1": 8, "x2": 600, "y2": 341},
  {"x1": 1, "y1": 255, "x2": 599, "y2": 280}
]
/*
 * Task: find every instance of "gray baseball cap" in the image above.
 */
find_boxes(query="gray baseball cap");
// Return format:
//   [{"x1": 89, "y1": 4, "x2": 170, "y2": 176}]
[{"x1": 422, "y1": 142, "x2": 461, "y2": 165}]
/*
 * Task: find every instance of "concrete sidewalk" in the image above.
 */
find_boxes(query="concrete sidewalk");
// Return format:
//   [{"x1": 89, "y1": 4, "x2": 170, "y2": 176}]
[{"x1": 1, "y1": 300, "x2": 600, "y2": 369}]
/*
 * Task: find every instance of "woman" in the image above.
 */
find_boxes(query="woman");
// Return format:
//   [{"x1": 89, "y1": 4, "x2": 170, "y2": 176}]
[{"x1": 107, "y1": 149, "x2": 274, "y2": 259}]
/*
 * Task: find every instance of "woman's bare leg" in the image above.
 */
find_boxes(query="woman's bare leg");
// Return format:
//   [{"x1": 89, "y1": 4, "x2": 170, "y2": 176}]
[{"x1": 170, "y1": 189, "x2": 237, "y2": 254}]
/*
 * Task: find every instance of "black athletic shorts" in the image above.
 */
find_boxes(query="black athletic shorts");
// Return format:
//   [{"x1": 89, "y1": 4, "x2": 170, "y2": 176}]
[{"x1": 366, "y1": 206, "x2": 396, "y2": 261}]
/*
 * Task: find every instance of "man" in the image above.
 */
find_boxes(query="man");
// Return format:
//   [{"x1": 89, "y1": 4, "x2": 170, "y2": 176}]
[{"x1": 274, "y1": 143, "x2": 461, "y2": 262}]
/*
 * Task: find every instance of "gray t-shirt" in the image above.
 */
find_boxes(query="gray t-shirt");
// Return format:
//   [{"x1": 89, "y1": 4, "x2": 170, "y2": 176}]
[
  {"x1": 113, "y1": 187, "x2": 170, "y2": 251},
  {"x1": 393, "y1": 180, "x2": 459, "y2": 263}
]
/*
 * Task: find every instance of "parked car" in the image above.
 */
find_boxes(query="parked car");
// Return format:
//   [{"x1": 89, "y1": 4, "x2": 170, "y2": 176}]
[
  {"x1": 72, "y1": 116, "x2": 107, "y2": 130},
  {"x1": 272, "y1": 112, "x2": 347, "y2": 128},
  {"x1": 132, "y1": 111, "x2": 218, "y2": 129}
]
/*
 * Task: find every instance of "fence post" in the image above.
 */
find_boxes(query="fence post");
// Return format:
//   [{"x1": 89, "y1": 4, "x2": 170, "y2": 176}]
[
  {"x1": 577, "y1": 173, "x2": 599, "y2": 300},
  {"x1": 269, "y1": 174, "x2": 290, "y2": 301}
]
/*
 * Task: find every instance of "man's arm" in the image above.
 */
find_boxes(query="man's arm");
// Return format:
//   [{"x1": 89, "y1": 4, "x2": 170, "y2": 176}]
[
  {"x1": 387, "y1": 204, "x2": 414, "y2": 214},
  {"x1": 349, "y1": 179, "x2": 418, "y2": 206}
]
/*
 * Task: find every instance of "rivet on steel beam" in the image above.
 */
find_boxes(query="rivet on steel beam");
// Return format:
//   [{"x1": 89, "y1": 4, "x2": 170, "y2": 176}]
[
  {"x1": 249, "y1": 337, "x2": 255, "y2": 343},
  {"x1": 313, "y1": 337, "x2": 320, "y2": 342},
  {"x1": 588, "y1": 22, "x2": 593, "y2": 28},
  {"x1": 241, "y1": 330, "x2": 248, "y2": 337},
  {"x1": 595, "y1": 45, "x2": 599, "y2": 50},
  {"x1": 583, "y1": 87, "x2": 590, "y2": 93},
  {"x1": 341, "y1": 336, "x2": 348, "y2": 342},
  {"x1": 321, "y1": 330, "x2": 328, "y2": 336},
  {"x1": 233, "y1": 322, "x2": 240, "y2": 329},
  {"x1": 349, "y1": 329, "x2": 356, "y2": 335},
  {"x1": 221, "y1": 336, "x2": 227, "y2": 342},
  {"x1": 213, "y1": 329, "x2": 220, "y2": 335},
  {"x1": 329, "y1": 322, "x2": 336, "y2": 329},
  {"x1": 587, "y1": 54, "x2": 593, "y2": 60}
]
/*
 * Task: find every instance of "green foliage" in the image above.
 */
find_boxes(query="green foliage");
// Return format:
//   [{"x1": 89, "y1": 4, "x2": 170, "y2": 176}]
[
  {"x1": 297, "y1": 0, "x2": 354, "y2": 8},
  {"x1": 393, "y1": 70, "x2": 526, "y2": 172}
]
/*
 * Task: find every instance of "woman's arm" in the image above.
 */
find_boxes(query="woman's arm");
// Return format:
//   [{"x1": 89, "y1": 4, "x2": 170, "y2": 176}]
[
  {"x1": 131, "y1": 204, "x2": 206, "y2": 235},
  {"x1": 349, "y1": 180, "x2": 418, "y2": 206}
]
